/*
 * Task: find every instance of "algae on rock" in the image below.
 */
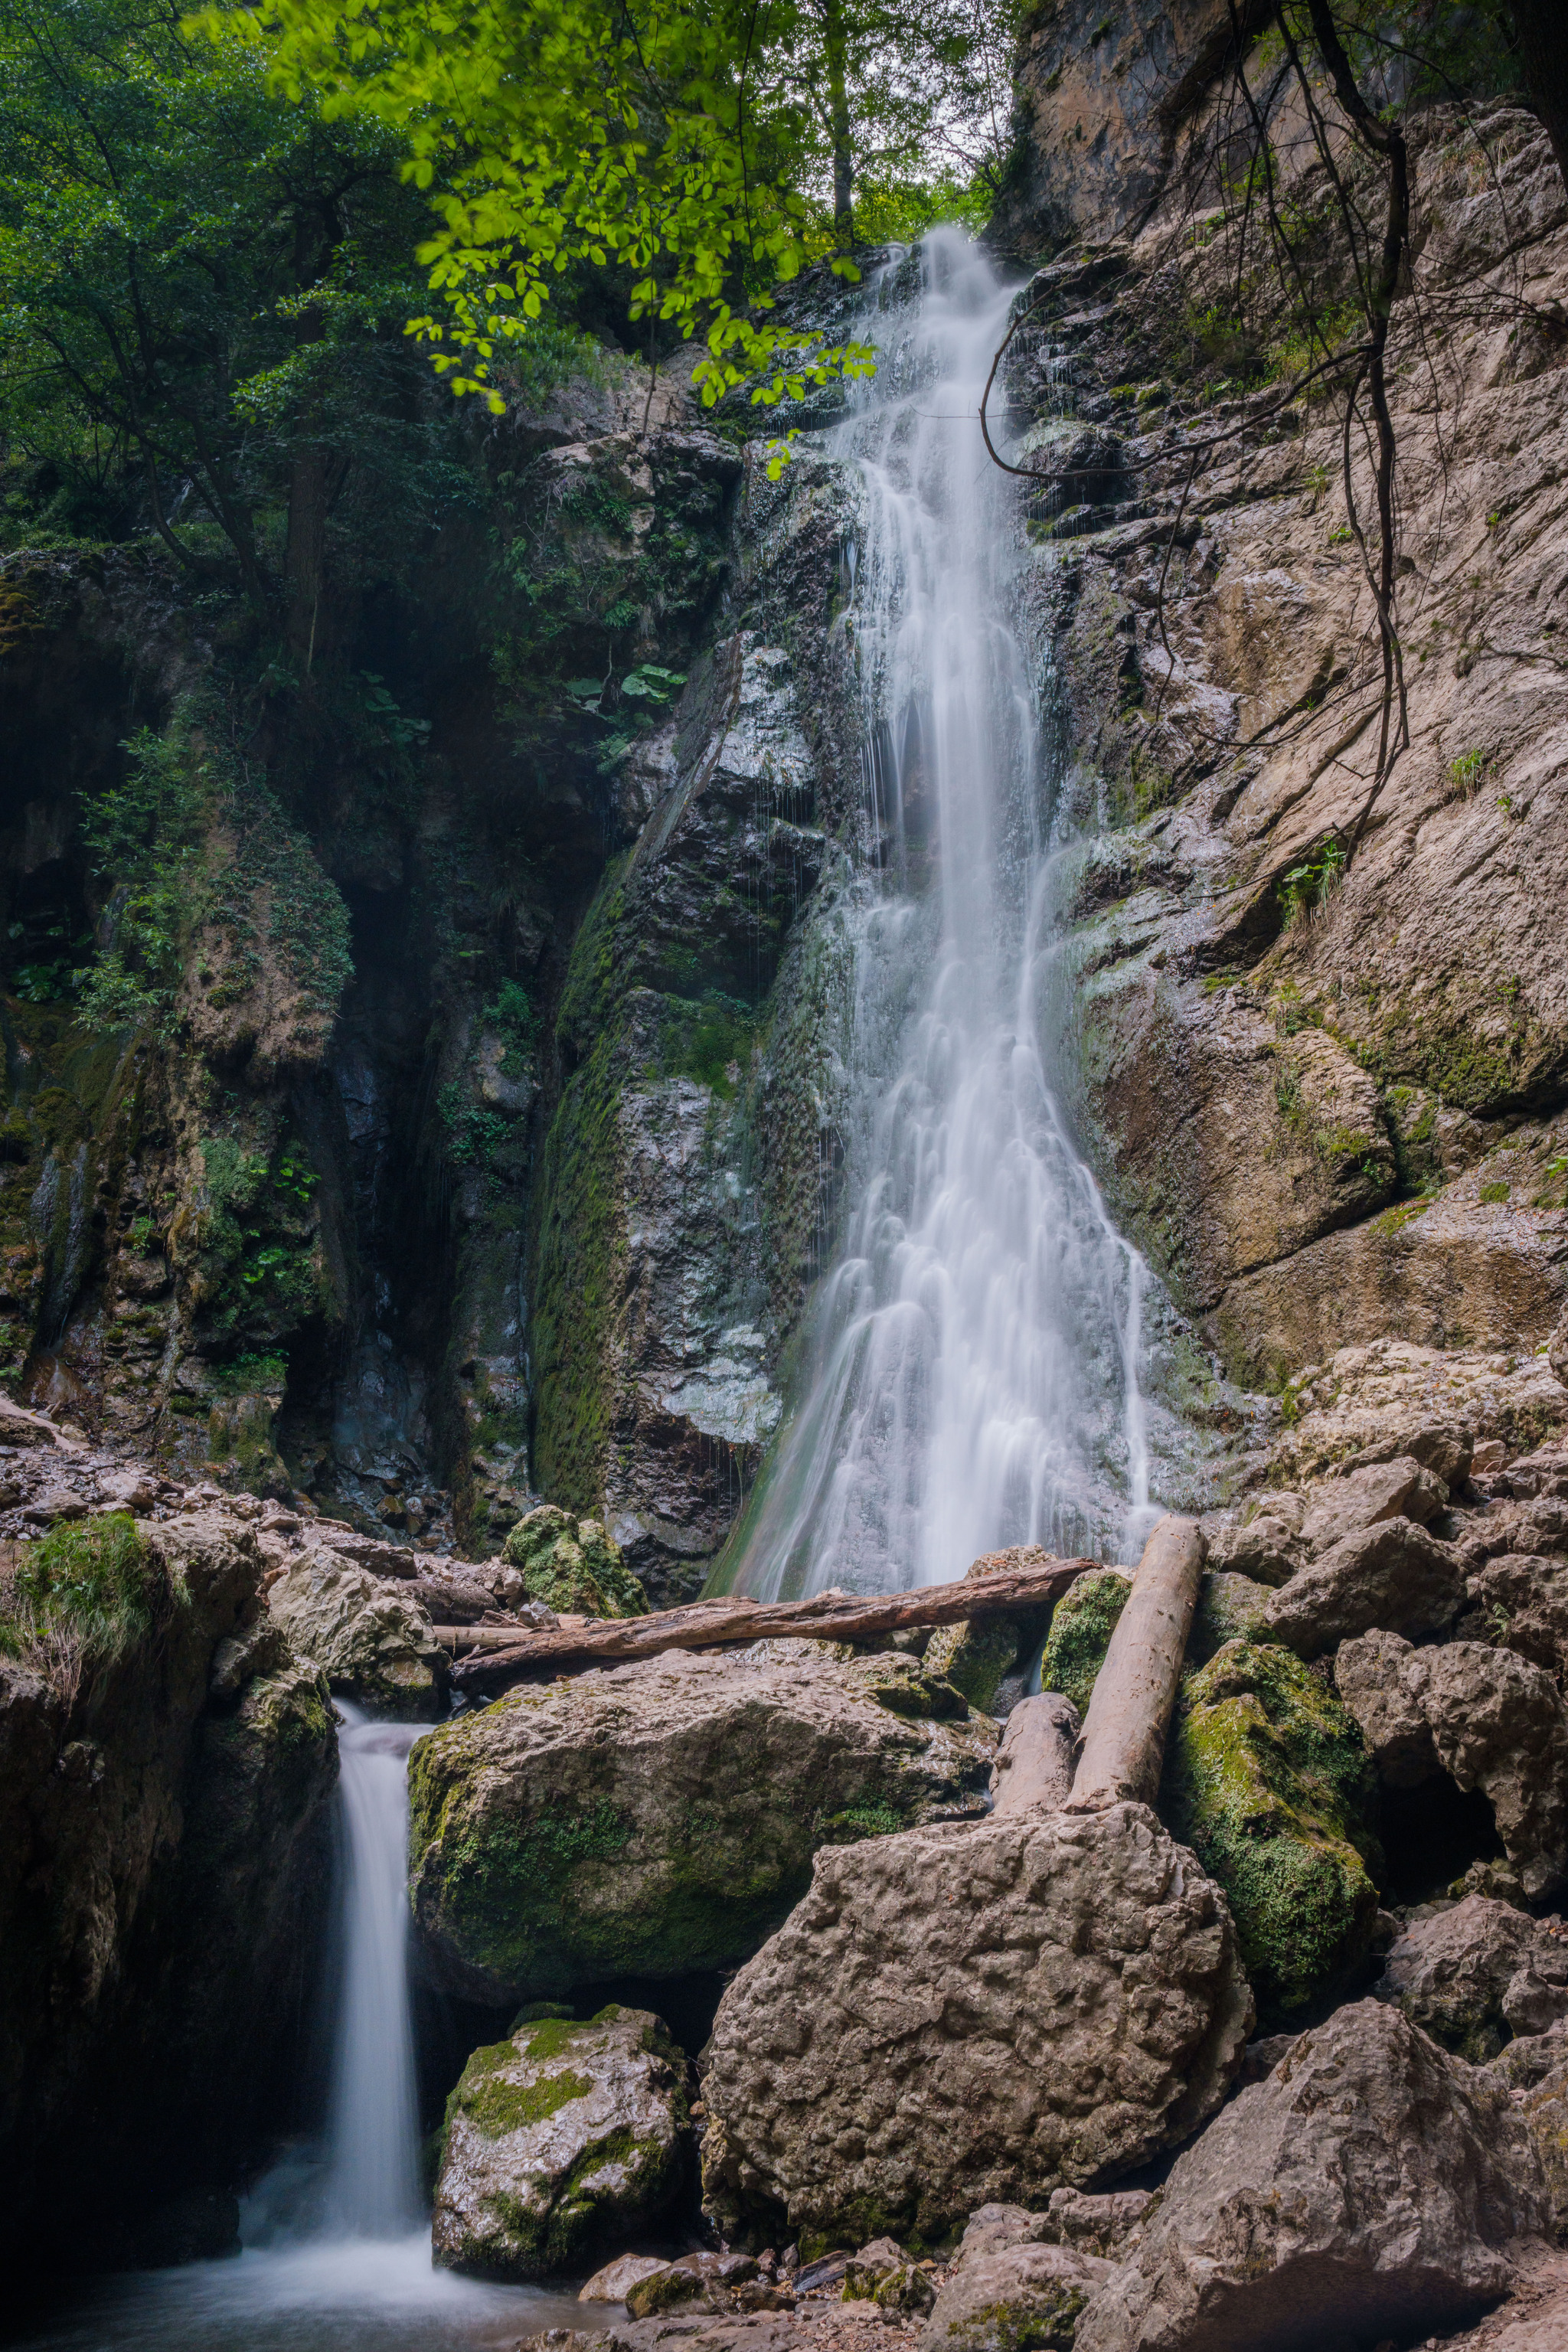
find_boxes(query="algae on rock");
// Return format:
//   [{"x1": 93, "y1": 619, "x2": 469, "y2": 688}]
[
  {"x1": 1163, "y1": 1638, "x2": 1381, "y2": 2023},
  {"x1": 1037, "y1": 1570, "x2": 1130, "y2": 1716}
]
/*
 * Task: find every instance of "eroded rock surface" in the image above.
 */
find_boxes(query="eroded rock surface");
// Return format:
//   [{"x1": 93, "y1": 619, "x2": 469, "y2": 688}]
[
  {"x1": 266, "y1": 1550, "x2": 447, "y2": 1718},
  {"x1": 433, "y1": 2004, "x2": 691, "y2": 2279},
  {"x1": 409, "y1": 1645, "x2": 996, "y2": 2004},
  {"x1": 701, "y1": 1802, "x2": 1252, "y2": 2249},
  {"x1": 1377, "y1": 1896, "x2": 1568, "y2": 2061},
  {"x1": 1075, "y1": 2002, "x2": 1549, "y2": 2352},
  {"x1": 1259, "y1": 1516, "x2": 1464, "y2": 1658},
  {"x1": 1337, "y1": 1632, "x2": 1568, "y2": 1898}
]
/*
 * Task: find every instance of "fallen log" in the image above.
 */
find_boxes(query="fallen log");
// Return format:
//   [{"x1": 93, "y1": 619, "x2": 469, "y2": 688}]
[
  {"x1": 988, "y1": 1691, "x2": 1081, "y2": 1815},
  {"x1": 1068, "y1": 1514, "x2": 1206, "y2": 1811},
  {"x1": 451, "y1": 1555, "x2": 1096, "y2": 1697}
]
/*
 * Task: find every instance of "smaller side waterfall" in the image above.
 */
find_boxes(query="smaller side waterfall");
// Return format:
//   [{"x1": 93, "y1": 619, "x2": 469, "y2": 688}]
[{"x1": 322, "y1": 1705, "x2": 425, "y2": 2238}]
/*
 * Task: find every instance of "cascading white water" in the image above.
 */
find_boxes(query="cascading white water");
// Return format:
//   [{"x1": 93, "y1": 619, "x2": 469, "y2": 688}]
[
  {"x1": 322, "y1": 1706, "x2": 424, "y2": 2238},
  {"x1": 734, "y1": 230, "x2": 1158, "y2": 1601}
]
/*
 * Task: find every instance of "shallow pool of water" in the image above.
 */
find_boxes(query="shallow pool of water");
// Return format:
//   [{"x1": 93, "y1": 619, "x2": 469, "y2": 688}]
[{"x1": 3, "y1": 2232, "x2": 622, "y2": 2352}]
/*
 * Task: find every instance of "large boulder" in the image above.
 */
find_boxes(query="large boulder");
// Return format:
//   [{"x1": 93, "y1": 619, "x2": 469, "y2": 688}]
[
  {"x1": 1296, "y1": 1455, "x2": 1449, "y2": 1550},
  {"x1": 408, "y1": 1645, "x2": 996, "y2": 2003},
  {"x1": 1377, "y1": 1896, "x2": 1568, "y2": 2061},
  {"x1": 1461, "y1": 1553, "x2": 1568, "y2": 1678},
  {"x1": 1162, "y1": 1640, "x2": 1380, "y2": 2023},
  {"x1": 700, "y1": 1802, "x2": 1253, "y2": 2250},
  {"x1": 433, "y1": 2004, "x2": 690, "y2": 2278},
  {"x1": 1075, "y1": 2001, "x2": 1550, "y2": 2352},
  {"x1": 1260, "y1": 1517, "x2": 1464, "y2": 1658},
  {"x1": 266, "y1": 1552, "x2": 447, "y2": 1717},
  {"x1": 1204, "y1": 1505, "x2": 1305, "y2": 1589},
  {"x1": 1337, "y1": 1633, "x2": 1568, "y2": 1898},
  {"x1": 501, "y1": 1505, "x2": 648, "y2": 1619}
]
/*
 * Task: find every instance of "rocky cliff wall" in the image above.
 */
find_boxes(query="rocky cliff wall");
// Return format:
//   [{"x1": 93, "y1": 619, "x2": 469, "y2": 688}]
[
  {"x1": 0, "y1": 1449, "x2": 336, "y2": 2266},
  {"x1": 992, "y1": 93, "x2": 1568, "y2": 1387}
]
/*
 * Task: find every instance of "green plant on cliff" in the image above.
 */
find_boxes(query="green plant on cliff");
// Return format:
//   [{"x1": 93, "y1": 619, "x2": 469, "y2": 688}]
[
  {"x1": 0, "y1": 1513, "x2": 172, "y2": 1700},
  {"x1": 76, "y1": 721, "x2": 215, "y2": 1034}
]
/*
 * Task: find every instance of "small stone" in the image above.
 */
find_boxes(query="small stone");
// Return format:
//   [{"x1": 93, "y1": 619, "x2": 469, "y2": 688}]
[
  {"x1": 578, "y1": 2253, "x2": 671, "y2": 2301},
  {"x1": 922, "y1": 2245, "x2": 1113, "y2": 2352}
]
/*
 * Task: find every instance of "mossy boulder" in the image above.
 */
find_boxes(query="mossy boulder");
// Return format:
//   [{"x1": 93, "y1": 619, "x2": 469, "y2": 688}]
[
  {"x1": 432, "y1": 2004, "x2": 691, "y2": 2279},
  {"x1": 1162, "y1": 1640, "x2": 1381, "y2": 2024},
  {"x1": 501, "y1": 1505, "x2": 648, "y2": 1619},
  {"x1": 408, "y1": 1645, "x2": 997, "y2": 2004},
  {"x1": 1037, "y1": 1570, "x2": 1130, "y2": 1716}
]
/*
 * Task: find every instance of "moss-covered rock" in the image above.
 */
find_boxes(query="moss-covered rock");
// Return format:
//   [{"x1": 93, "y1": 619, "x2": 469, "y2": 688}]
[
  {"x1": 1037, "y1": 1570, "x2": 1130, "y2": 1716},
  {"x1": 1162, "y1": 1640, "x2": 1381, "y2": 2024},
  {"x1": 924, "y1": 1547, "x2": 1060, "y2": 1717},
  {"x1": 1188, "y1": 1572, "x2": 1274, "y2": 1665},
  {"x1": 432, "y1": 2004, "x2": 691, "y2": 2279},
  {"x1": 500, "y1": 1504, "x2": 648, "y2": 1619},
  {"x1": 408, "y1": 1645, "x2": 996, "y2": 2004}
]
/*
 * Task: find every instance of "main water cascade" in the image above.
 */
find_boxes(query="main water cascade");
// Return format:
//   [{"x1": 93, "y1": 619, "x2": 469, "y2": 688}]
[
  {"x1": 734, "y1": 230, "x2": 1161, "y2": 1602},
  {"x1": 9, "y1": 1710, "x2": 596, "y2": 2352}
]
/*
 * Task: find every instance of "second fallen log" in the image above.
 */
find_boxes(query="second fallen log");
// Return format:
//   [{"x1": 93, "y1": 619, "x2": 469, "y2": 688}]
[{"x1": 1069, "y1": 1514, "x2": 1206, "y2": 1810}]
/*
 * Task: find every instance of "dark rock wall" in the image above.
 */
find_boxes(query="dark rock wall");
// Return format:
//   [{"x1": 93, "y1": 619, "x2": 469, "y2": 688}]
[{"x1": 0, "y1": 1511, "x2": 337, "y2": 2267}]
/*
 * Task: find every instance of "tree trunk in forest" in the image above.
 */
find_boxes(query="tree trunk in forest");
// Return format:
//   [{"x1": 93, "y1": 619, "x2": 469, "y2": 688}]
[
  {"x1": 285, "y1": 439, "x2": 329, "y2": 668},
  {"x1": 1510, "y1": 0, "x2": 1568, "y2": 195},
  {"x1": 1068, "y1": 1514, "x2": 1205, "y2": 1809},
  {"x1": 449, "y1": 1553, "x2": 1096, "y2": 1693},
  {"x1": 989, "y1": 1691, "x2": 1080, "y2": 1815},
  {"x1": 823, "y1": 0, "x2": 854, "y2": 242}
]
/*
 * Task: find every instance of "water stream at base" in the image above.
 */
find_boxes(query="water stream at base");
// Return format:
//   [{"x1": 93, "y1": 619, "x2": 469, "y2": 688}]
[
  {"x1": 6, "y1": 1710, "x2": 614, "y2": 2351},
  {"x1": 732, "y1": 230, "x2": 1164, "y2": 1602}
]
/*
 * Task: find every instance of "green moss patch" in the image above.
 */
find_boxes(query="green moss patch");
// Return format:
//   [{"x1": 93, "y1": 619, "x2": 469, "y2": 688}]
[
  {"x1": 1037, "y1": 1570, "x2": 1130, "y2": 1716},
  {"x1": 447, "y1": 2040, "x2": 592, "y2": 2140},
  {"x1": 1163, "y1": 1639, "x2": 1380, "y2": 2024}
]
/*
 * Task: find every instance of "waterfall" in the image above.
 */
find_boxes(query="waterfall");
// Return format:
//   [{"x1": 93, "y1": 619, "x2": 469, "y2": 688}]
[
  {"x1": 734, "y1": 230, "x2": 1158, "y2": 1602},
  {"x1": 321, "y1": 1704, "x2": 424, "y2": 2238}
]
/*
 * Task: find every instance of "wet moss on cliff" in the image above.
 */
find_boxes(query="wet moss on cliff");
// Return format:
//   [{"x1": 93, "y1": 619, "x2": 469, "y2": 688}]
[{"x1": 531, "y1": 1030, "x2": 625, "y2": 1517}]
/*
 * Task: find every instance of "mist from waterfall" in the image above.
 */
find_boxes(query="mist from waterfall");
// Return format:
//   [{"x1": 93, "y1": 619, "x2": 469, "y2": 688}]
[{"x1": 733, "y1": 229, "x2": 1158, "y2": 1602}]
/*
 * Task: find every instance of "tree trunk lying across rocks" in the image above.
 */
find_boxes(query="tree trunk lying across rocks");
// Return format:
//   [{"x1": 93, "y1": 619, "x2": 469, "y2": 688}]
[
  {"x1": 449, "y1": 1555, "x2": 1096, "y2": 1694},
  {"x1": 989, "y1": 1692, "x2": 1081, "y2": 1815},
  {"x1": 1069, "y1": 1514, "x2": 1206, "y2": 1809}
]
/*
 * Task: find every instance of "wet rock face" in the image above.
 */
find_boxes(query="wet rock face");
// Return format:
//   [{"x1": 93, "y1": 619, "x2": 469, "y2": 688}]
[
  {"x1": 700, "y1": 1802, "x2": 1253, "y2": 2250},
  {"x1": 1075, "y1": 2001, "x2": 1550, "y2": 2352},
  {"x1": 266, "y1": 1550, "x2": 447, "y2": 1719},
  {"x1": 407, "y1": 1645, "x2": 996, "y2": 2005},
  {"x1": 1163, "y1": 1639, "x2": 1379, "y2": 2024},
  {"x1": 433, "y1": 2004, "x2": 691, "y2": 2280},
  {"x1": 1337, "y1": 1632, "x2": 1568, "y2": 1899}
]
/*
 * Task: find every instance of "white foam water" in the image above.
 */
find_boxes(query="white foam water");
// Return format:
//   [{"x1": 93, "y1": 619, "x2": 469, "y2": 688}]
[
  {"x1": 8, "y1": 1708, "x2": 602, "y2": 2351},
  {"x1": 733, "y1": 229, "x2": 1159, "y2": 1601}
]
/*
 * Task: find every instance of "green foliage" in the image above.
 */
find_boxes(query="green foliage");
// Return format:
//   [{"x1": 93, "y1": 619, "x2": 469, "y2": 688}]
[
  {"x1": 77, "y1": 720, "x2": 213, "y2": 1033},
  {"x1": 660, "y1": 991, "x2": 756, "y2": 1098},
  {"x1": 1449, "y1": 747, "x2": 1491, "y2": 798},
  {"x1": 485, "y1": 978, "x2": 541, "y2": 1076},
  {"x1": 0, "y1": 0, "x2": 475, "y2": 594},
  {"x1": 1278, "y1": 841, "x2": 1345, "y2": 926},
  {"x1": 0, "y1": 1514, "x2": 173, "y2": 1694},
  {"x1": 191, "y1": 0, "x2": 1018, "y2": 413}
]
